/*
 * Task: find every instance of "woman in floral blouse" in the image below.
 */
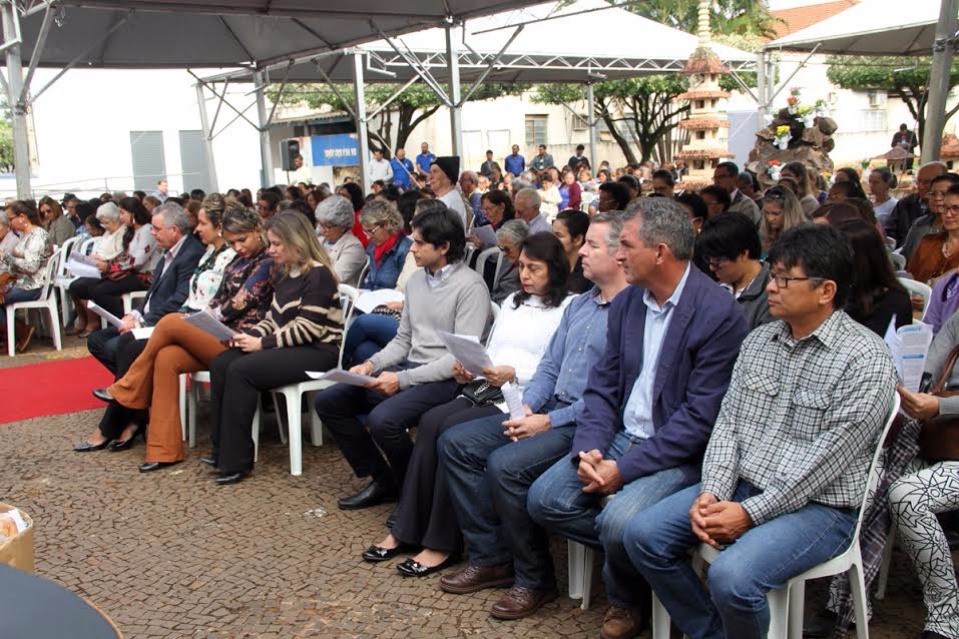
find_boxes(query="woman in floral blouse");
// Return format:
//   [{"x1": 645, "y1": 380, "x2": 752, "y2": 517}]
[
  {"x1": 0, "y1": 201, "x2": 52, "y2": 352},
  {"x1": 75, "y1": 205, "x2": 274, "y2": 467}
]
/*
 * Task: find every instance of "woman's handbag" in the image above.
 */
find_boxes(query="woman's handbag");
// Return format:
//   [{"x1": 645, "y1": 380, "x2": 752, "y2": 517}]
[
  {"x1": 460, "y1": 379, "x2": 504, "y2": 407},
  {"x1": 917, "y1": 343, "x2": 959, "y2": 461}
]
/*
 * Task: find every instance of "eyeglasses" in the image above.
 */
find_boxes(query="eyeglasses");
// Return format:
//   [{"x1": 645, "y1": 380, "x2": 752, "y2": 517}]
[
  {"x1": 944, "y1": 204, "x2": 959, "y2": 215},
  {"x1": 771, "y1": 272, "x2": 820, "y2": 288},
  {"x1": 362, "y1": 224, "x2": 380, "y2": 235},
  {"x1": 498, "y1": 245, "x2": 513, "y2": 253},
  {"x1": 930, "y1": 190, "x2": 949, "y2": 200},
  {"x1": 706, "y1": 257, "x2": 729, "y2": 270}
]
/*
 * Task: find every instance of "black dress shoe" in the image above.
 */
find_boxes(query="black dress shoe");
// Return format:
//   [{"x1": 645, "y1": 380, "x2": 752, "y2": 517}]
[
  {"x1": 199, "y1": 456, "x2": 217, "y2": 467},
  {"x1": 396, "y1": 554, "x2": 460, "y2": 577},
  {"x1": 73, "y1": 439, "x2": 112, "y2": 452},
  {"x1": 91, "y1": 387, "x2": 112, "y2": 402},
  {"x1": 216, "y1": 471, "x2": 248, "y2": 485},
  {"x1": 337, "y1": 480, "x2": 398, "y2": 510},
  {"x1": 138, "y1": 461, "x2": 182, "y2": 473},
  {"x1": 362, "y1": 543, "x2": 414, "y2": 563},
  {"x1": 108, "y1": 425, "x2": 145, "y2": 452}
]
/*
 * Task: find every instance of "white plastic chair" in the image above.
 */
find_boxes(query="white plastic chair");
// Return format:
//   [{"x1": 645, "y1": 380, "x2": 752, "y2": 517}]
[
  {"x1": 6, "y1": 251, "x2": 62, "y2": 356},
  {"x1": 651, "y1": 394, "x2": 901, "y2": 639},
  {"x1": 567, "y1": 492, "x2": 613, "y2": 611},
  {"x1": 122, "y1": 289, "x2": 148, "y2": 315},
  {"x1": 54, "y1": 236, "x2": 94, "y2": 326},
  {"x1": 898, "y1": 276, "x2": 932, "y2": 320},
  {"x1": 889, "y1": 252, "x2": 906, "y2": 271},
  {"x1": 474, "y1": 246, "x2": 504, "y2": 292}
]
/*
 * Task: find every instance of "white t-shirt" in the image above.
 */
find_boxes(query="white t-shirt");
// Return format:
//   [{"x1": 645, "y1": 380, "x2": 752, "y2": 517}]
[
  {"x1": 873, "y1": 197, "x2": 898, "y2": 224},
  {"x1": 439, "y1": 189, "x2": 470, "y2": 233}
]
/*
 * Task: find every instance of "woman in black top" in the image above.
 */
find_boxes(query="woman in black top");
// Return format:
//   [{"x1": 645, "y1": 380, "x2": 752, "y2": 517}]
[{"x1": 552, "y1": 209, "x2": 591, "y2": 294}]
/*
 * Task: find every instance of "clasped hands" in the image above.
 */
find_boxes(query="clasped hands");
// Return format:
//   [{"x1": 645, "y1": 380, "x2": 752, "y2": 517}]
[
  {"x1": 576, "y1": 450, "x2": 623, "y2": 495},
  {"x1": 688, "y1": 492, "x2": 753, "y2": 548}
]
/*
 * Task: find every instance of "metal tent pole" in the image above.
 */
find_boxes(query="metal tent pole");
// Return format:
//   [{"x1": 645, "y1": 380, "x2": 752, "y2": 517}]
[
  {"x1": 756, "y1": 50, "x2": 767, "y2": 126},
  {"x1": 586, "y1": 82, "x2": 597, "y2": 171},
  {"x1": 446, "y1": 22, "x2": 463, "y2": 157},
  {"x1": 194, "y1": 83, "x2": 220, "y2": 192},
  {"x1": 1, "y1": 2, "x2": 29, "y2": 197},
  {"x1": 921, "y1": 0, "x2": 959, "y2": 163},
  {"x1": 253, "y1": 70, "x2": 274, "y2": 187},
  {"x1": 353, "y1": 52, "x2": 371, "y2": 194}
]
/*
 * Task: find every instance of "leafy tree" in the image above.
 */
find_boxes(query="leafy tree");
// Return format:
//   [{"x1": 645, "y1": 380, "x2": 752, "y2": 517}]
[
  {"x1": 826, "y1": 56, "x2": 959, "y2": 144},
  {"x1": 272, "y1": 82, "x2": 525, "y2": 157},
  {"x1": 626, "y1": 0, "x2": 782, "y2": 39}
]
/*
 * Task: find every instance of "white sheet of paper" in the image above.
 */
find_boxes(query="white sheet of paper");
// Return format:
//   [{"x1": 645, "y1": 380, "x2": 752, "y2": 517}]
[
  {"x1": 354, "y1": 288, "x2": 405, "y2": 315},
  {"x1": 306, "y1": 369, "x2": 378, "y2": 386},
  {"x1": 87, "y1": 301, "x2": 122, "y2": 327},
  {"x1": 473, "y1": 224, "x2": 498, "y2": 249},
  {"x1": 438, "y1": 330, "x2": 493, "y2": 376},
  {"x1": 132, "y1": 327, "x2": 156, "y2": 340},
  {"x1": 885, "y1": 318, "x2": 934, "y2": 392},
  {"x1": 183, "y1": 309, "x2": 238, "y2": 341},
  {"x1": 66, "y1": 256, "x2": 100, "y2": 279}
]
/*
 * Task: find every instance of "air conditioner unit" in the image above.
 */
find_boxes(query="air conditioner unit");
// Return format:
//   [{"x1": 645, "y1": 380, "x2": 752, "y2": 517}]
[{"x1": 868, "y1": 91, "x2": 887, "y2": 108}]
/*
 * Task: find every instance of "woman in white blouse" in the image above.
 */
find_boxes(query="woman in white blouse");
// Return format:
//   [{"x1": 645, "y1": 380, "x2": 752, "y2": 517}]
[
  {"x1": 0, "y1": 201, "x2": 52, "y2": 352},
  {"x1": 361, "y1": 232, "x2": 574, "y2": 577}
]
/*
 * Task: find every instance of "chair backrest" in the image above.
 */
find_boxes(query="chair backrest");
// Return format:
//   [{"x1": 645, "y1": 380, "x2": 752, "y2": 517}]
[
  {"x1": 336, "y1": 283, "x2": 361, "y2": 369},
  {"x1": 54, "y1": 240, "x2": 76, "y2": 279},
  {"x1": 474, "y1": 246, "x2": 504, "y2": 291},
  {"x1": 889, "y1": 252, "x2": 906, "y2": 271},
  {"x1": 59, "y1": 235, "x2": 80, "y2": 258},
  {"x1": 77, "y1": 237, "x2": 98, "y2": 256},
  {"x1": 355, "y1": 256, "x2": 371, "y2": 289},
  {"x1": 485, "y1": 300, "x2": 501, "y2": 347},
  {"x1": 35, "y1": 250, "x2": 61, "y2": 300},
  {"x1": 848, "y1": 393, "x2": 901, "y2": 542},
  {"x1": 898, "y1": 276, "x2": 932, "y2": 318}
]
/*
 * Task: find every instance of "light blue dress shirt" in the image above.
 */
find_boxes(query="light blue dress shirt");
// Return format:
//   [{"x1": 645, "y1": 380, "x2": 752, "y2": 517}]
[{"x1": 622, "y1": 264, "x2": 691, "y2": 440}]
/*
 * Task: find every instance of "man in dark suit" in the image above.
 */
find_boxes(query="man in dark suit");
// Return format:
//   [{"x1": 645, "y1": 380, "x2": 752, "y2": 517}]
[
  {"x1": 527, "y1": 197, "x2": 747, "y2": 639},
  {"x1": 75, "y1": 201, "x2": 205, "y2": 452}
]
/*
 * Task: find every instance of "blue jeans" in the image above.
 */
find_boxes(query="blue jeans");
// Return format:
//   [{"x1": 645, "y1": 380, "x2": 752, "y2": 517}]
[
  {"x1": 626, "y1": 481, "x2": 857, "y2": 639},
  {"x1": 527, "y1": 430, "x2": 693, "y2": 608},
  {"x1": 343, "y1": 313, "x2": 399, "y2": 368},
  {"x1": 0, "y1": 287, "x2": 41, "y2": 328},
  {"x1": 438, "y1": 408, "x2": 573, "y2": 590}
]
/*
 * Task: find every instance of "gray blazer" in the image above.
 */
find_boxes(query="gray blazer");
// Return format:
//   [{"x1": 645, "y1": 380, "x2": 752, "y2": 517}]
[{"x1": 325, "y1": 231, "x2": 367, "y2": 286}]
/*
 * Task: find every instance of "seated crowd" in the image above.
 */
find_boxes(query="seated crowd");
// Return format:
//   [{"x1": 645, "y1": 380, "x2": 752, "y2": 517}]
[{"x1": 5, "y1": 150, "x2": 959, "y2": 639}]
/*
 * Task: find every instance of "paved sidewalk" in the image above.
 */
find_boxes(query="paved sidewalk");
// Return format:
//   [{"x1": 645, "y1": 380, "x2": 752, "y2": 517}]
[{"x1": 0, "y1": 382, "x2": 939, "y2": 638}]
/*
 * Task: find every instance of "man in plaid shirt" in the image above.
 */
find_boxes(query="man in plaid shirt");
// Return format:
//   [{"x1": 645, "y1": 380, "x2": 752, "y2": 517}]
[{"x1": 626, "y1": 224, "x2": 897, "y2": 639}]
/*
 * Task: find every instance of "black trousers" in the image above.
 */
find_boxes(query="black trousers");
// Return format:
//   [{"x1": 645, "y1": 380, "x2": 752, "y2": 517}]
[
  {"x1": 313, "y1": 366, "x2": 460, "y2": 491},
  {"x1": 93, "y1": 331, "x2": 149, "y2": 439},
  {"x1": 391, "y1": 397, "x2": 501, "y2": 552},
  {"x1": 210, "y1": 345, "x2": 338, "y2": 474},
  {"x1": 70, "y1": 274, "x2": 148, "y2": 319}
]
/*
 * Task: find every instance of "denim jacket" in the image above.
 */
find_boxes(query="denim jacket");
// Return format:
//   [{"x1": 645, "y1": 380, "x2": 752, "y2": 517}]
[{"x1": 363, "y1": 234, "x2": 413, "y2": 291}]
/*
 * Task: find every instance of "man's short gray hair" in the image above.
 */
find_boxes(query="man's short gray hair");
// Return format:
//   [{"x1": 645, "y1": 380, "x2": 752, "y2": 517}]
[
  {"x1": 460, "y1": 170, "x2": 478, "y2": 186},
  {"x1": 515, "y1": 188, "x2": 541, "y2": 210},
  {"x1": 153, "y1": 201, "x2": 191, "y2": 234},
  {"x1": 623, "y1": 198, "x2": 694, "y2": 260},
  {"x1": 496, "y1": 219, "x2": 529, "y2": 244},
  {"x1": 0, "y1": 212, "x2": 9, "y2": 228},
  {"x1": 96, "y1": 202, "x2": 120, "y2": 222},
  {"x1": 590, "y1": 210, "x2": 626, "y2": 254},
  {"x1": 316, "y1": 195, "x2": 355, "y2": 231}
]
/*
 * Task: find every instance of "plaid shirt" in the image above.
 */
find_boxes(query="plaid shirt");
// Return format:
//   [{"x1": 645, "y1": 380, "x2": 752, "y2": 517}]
[{"x1": 700, "y1": 311, "x2": 897, "y2": 526}]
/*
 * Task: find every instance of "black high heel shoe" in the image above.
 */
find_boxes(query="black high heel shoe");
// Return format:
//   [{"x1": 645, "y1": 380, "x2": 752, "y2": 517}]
[
  {"x1": 73, "y1": 439, "x2": 113, "y2": 452},
  {"x1": 108, "y1": 425, "x2": 145, "y2": 452}
]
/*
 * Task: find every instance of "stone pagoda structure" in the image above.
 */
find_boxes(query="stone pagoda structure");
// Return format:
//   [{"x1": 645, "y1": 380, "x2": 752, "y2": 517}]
[{"x1": 674, "y1": 0, "x2": 731, "y2": 188}]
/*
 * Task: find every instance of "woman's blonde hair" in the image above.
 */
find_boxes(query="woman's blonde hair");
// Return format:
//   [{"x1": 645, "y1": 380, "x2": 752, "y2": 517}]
[
  {"x1": 265, "y1": 210, "x2": 337, "y2": 280},
  {"x1": 358, "y1": 199, "x2": 403, "y2": 235},
  {"x1": 760, "y1": 186, "x2": 808, "y2": 250}
]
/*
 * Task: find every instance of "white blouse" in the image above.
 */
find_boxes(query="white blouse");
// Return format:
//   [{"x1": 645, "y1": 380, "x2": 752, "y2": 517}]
[
  {"x1": 487, "y1": 291, "x2": 574, "y2": 391},
  {"x1": 96, "y1": 227, "x2": 125, "y2": 261}
]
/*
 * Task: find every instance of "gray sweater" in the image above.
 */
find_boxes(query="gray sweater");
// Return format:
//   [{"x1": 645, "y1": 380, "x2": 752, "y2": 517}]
[
  {"x1": 369, "y1": 261, "x2": 491, "y2": 389},
  {"x1": 928, "y1": 310, "x2": 959, "y2": 415}
]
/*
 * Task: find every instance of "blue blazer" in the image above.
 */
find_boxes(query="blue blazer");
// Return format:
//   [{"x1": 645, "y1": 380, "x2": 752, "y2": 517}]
[
  {"x1": 139, "y1": 234, "x2": 205, "y2": 325},
  {"x1": 570, "y1": 266, "x2": 747, "y2": 484}
]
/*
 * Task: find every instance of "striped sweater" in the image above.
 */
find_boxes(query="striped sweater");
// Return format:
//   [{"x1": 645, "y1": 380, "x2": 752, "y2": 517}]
[{"x1": 247, "y1": 263, "x2": 342, "y2": 350}]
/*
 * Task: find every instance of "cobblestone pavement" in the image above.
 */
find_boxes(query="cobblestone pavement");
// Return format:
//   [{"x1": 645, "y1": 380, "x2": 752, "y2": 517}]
[{"x1": 0, "y1": 336, "x2": 941, "y2": 638}]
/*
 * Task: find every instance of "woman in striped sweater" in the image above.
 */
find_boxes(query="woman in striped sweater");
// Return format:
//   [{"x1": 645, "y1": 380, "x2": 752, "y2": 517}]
[{"x1": 209, "y1": 211, "x2": 344, "y2": 485}]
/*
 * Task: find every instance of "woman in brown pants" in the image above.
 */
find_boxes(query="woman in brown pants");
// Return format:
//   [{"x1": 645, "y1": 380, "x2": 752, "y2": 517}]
[{"x1": 107, "y1": 207, "x2": 274, "y2": 472}]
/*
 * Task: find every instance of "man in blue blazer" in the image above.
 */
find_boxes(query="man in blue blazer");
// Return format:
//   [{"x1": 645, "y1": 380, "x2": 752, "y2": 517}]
[
  {"x1": 527, "y1": 198, "x2": 747, "y2": 639},
  {"x1": 75, "y1": 201, "x2": 205, "y2": 452}
]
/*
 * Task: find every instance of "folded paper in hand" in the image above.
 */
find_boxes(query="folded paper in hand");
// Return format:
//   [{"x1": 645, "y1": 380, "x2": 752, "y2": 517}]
[
  {"x1": 306, "y1": 369, "x2": 378, "y2": 386},
  {"x1": 885, "y1": 318, "x2": 933, "y2": 392},
  {"x1": 183, "y1": 309, "x2": 238, "y2": 341},
  {"x1": 65, "y1": 255, "x2": 100, "y2": 279},
  {"x1": 354, "y1": 289, "x2": 405, "y2": 315},
  {"x1": 438, "y1": 331, "x2": 493, "y2": 376},
  {"x1": 87, "y1": 301, "x2": 122, "y2": 327},
  {"x1": 472, "y1": 224, "x2": 498, "y2": 249}
]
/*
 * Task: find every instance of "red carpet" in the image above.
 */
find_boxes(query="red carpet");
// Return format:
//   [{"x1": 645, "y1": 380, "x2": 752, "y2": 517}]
[{"x1": 0, "y1": 356, "x2": 113, "y2": 424}]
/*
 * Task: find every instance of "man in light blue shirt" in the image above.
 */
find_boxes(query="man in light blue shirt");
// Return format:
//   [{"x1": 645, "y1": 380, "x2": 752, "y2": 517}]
[
  {"x1": 415, "y1": 142, "x2": 436, "y2": 179},
  {"x1": 390, "y1": 147, "x2": 416, "y2": 190}
]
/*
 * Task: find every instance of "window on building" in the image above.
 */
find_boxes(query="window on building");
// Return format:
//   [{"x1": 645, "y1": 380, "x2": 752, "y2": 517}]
[
  {"x1": 179, "y1": 130, "x2": 212, "y2": 193},
  {"x1": 129, "y1": 131, "x2": 166, "y2": 191},
  {"x1": 571, "y1": 113, "x2": 588, "y2": 131},
  {"x1": 525, "y1": 115, "x2": 548, "y2": 148},
  {"x1": 858, "y1": 109, "x2": 887, "y2": 133},
  {"x1": 696, "y1": 131, "x2": 706, "y2": 140}
]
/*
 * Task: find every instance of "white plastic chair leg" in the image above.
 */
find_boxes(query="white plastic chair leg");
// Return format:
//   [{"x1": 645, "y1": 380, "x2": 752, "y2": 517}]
[
  {"x1": 307, "y1": 391, "x2": 323, "y2": 446},
  {"x1": 581, "y1": 545, "x2": 595, "y2": 610},
  {"x1": 876, "y1": 525, "x2": 896, "y2": 600},
  {"x1": 567, "y1": 540, "x2": 585, "y2": 600},
  {"x1": 178, "y1": 375, "x2": 187, "y2": 442},
  {"x1": 48, "y1": 307, "x2": 61, "y2": 351},
  {"x1": 6, "y1": 307, "x2": 15, "y2": 357},
  {"x1": 849, "y1": 562, "x2": 870, "y2": 639},
  {"x1": 252, "y1": 395, "x2": 262, "y2": 462},
  {"x1": 788, "y1": 579, "x2": 806, "y2": 639},
  {"x1": 188, "y1": 378, "x2": 199, "y2": 448},
  {"x1": 651, "y1": 593, "x2": 671, "y2": 639},
  {"x1": 279, "y1": 388, "x2": 303, "y2": 476}
]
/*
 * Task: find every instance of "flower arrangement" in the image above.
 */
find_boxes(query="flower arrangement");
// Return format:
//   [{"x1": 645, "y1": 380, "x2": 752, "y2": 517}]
[
  {"x1": 814, "y1": 98, "x2": 828, "y2": 117},
  {"x1": 774, "y1": 125, "x2": 792, "y2": 150},
  {"x1": 797, "y1": 104, "x2": 815, "y2": 128},
  {"x1": 767, "y1": 160, "x2": 782, "y2": 181}
]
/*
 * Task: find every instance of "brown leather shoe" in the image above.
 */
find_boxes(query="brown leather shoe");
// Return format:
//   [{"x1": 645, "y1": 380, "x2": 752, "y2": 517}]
[
  {"x1": 489, "y1": 585, "x2": 558, "y2": 620},
  {"x1": 15, "y1": 324, "x2": 35, "y2": 353},
  {"x1": 439, "y1": 563, "x2": 514, "y2": 594},
  {"x1": 600, "y1": 606, "x2": 644, "y2": 639}
]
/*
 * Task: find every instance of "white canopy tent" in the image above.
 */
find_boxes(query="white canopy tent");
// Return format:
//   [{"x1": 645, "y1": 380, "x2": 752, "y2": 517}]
[
  {"x1": 765, "y1": 0, "x2": 959, "y2": 162},
  {"x1": 0, "y1": 0, "x2": 553, "y2": 196},
  {"x1": 199, "y1": 0, "x2": 756, "y2": 188}
]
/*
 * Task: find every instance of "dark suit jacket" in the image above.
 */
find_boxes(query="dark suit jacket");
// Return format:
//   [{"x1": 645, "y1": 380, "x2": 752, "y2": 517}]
[
  {"x1": 570, "y1": 266, "x2": 748, "y2": 484},
  {"x1": 139, "y1": 234, "x2": 205, "y2": 325}
]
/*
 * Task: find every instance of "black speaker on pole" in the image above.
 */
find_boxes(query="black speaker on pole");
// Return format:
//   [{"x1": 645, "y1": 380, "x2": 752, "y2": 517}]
[{"x1": 279, "y1": 139, "x2": 300, "y2": 171}]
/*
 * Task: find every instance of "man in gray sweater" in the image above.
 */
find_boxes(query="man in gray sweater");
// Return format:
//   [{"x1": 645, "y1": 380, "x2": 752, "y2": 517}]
[{"x1": 315, "y1": 206, "x2": 491, "y2": 510}]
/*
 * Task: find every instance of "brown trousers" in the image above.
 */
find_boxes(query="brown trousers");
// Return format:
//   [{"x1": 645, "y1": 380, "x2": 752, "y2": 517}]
[{"x1": 109, "y1": 314, "x2": 227, "y2": 462}]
